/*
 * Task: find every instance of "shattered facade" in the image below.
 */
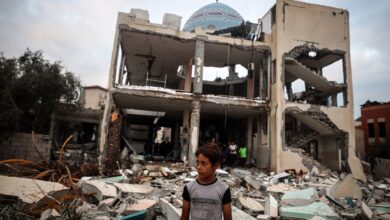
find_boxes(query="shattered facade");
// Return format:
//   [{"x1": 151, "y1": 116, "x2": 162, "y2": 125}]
[{"x1": 99, "y1": 0, "x2": 364, "y2": 178}]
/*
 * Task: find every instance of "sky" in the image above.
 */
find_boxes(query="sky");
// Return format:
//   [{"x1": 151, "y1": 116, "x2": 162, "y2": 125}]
[{"x1": 0, "y1": 0, "x2": 389, "y2": 118}]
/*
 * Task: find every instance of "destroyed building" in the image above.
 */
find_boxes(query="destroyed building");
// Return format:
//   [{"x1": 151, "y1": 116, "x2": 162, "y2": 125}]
[{"x1": 98, "y1": 0, "x2": 364, "y2": 180}]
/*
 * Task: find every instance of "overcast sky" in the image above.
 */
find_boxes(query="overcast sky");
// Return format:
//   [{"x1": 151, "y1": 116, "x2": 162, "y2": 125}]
[{"x1": 0, "y1": 0, "x2": 389, "y2": 117}]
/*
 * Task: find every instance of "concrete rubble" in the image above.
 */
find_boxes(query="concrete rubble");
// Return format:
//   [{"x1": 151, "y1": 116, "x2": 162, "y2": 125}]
[{"x1": 1, "y1": 156, "x2": 390, "y2": 219}]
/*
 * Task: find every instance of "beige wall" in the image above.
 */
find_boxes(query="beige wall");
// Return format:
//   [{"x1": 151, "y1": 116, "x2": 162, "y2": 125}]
[
  {"x1": 82, "y1": 88, "x2": 107, "y2": 110},
  {"x1": 270, "y1": 0, "x2": 356, "y2": 172}
]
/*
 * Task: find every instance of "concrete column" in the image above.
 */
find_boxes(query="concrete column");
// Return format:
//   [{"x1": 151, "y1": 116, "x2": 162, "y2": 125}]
[
  {"x1": 266, "y1": 53, "x2": 271, "y2": 100},
  {"x1": 331, "y1": 94, "x2": 338, "y2": 106},
  {"x1": 259, "y1": 59, "x2": 264, "y2": 99},
  {"x1": 193, "y1": 40, "x2": 204, "y2": 94},
  {"x1": 246, "y1": 117, "x2": 253, "y2": 163},
  {"x1": 184, "y1": 60, "x2": 192, "y2": 92},
  {"x1": 228, "y1": 65, "x2": 235, "y2": 95},
  {"x1": 188, "y1": 99, "x2": 201, "y2": 167},
  {"x1": 180, "y1": 111, "x2": 190, "y2": 162},
  {"x1": 247, "y1": 63, "x2": 254, "y2": 98},
  {"x1": 118, "y1": 52, "x2": 125, "y2": 85},
  {"x1": 99, "y1": 20, "x2": 121, "y2": 171},
  {"x1": 286, "y1": 82, "x2": 292, "y2": 101},
  {"x1": 247, "y1": 78, "x2": 254, "y2": 99},
  {"x1": 173, "y1": 120, "x2": 181, "y2": 161}
]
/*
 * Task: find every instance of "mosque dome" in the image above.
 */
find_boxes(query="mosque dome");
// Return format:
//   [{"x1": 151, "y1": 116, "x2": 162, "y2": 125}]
[{"x1": 183, "y1": 2, "x2": 244, "y2": 32}]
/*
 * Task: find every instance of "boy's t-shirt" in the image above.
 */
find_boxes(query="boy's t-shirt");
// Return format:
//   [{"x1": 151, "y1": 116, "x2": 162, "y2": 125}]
[
  {"x1": 182, "y1": 178, "x2": 231, "y2": 220},
  {"x1": 239, "y1": 147, "x2": 247, "y2": 158}
]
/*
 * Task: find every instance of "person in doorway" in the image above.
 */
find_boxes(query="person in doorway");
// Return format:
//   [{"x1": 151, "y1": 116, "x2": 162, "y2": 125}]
[
  {"x1": 180, "y1": 145, "x2": 232, "y2": 220},
  {"x1": 239, "y1": 145, "x2": 247, "y2": 167},
  {"x1": 228, "y1": 141, "x2": 237, "y2": 165}
]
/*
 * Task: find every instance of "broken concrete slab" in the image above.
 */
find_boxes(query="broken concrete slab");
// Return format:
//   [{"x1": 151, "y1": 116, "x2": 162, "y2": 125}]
[
  {"x1": 266, "y1": 183, "x2": 296, "y2": 193},
  {"x1": 159, "y1": 198, "x2": 181, "y2": 220},
  {"x1": 100, "y1": 175, "x2": 126, "y2": 183},
  {"x1": 125, "y1": 199, "x2": 156, "y2": 220},
  {"x1": 348, "y1": 151, "x2": 366, "y2": 182},
  {"x1": 113, "y1": 183, "x2": 154, "y2": 194},
  {"x1": 265, "y1": 194, "x2": 278, "y2": 217},
  {"x1": 361, "y1": 202, "x2": 373, "y2": 220},
  {"x1": 232, "y1": 206, "x2": 257, "y2": 220},
  {"x1": 216, "y1": 168, "x2": 229, "y2": 177},
  {"x1": 256, "y1": 214, "x2": 270, "y2": 220},
  {"x1": 244, "y1": 176, "x2": 261, "y2": 190},
  {"x1": 238, "y1": 196, "x2": 264, "y2": 215},
  {"x1": 40, "y1": 208, "x2": 60, "y2": 220},
  {"x1": 0, "y1": 175, "x2": 68, "y2": 204},
  {"x1": 280, "y1": 202, "x2": 338, "y2": 219},
  {"x1": 269, "y1": 172, "x2": 290, "y2": 183},
  {"x1": 330, "y1": 174, "x2": 362, "y2": 200},
  {"x1": 281, "y1": 188, "x2": 319, "y2": 206},
  {"x1": 279, "y1": 150, "x2": 309, "y2": 173},
  {"x1": 231, "y1": 168, "x2": 251, "y2": 179},
  {"x1": 81, "y1": 180, "x2": 117, "y2": 201}
]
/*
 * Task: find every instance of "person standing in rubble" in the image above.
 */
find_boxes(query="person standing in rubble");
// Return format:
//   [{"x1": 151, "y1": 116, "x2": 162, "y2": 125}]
[
  {"x1": 239, "y1": 145, "x2": 247, "y2": 167},
  {"x1": 180, "y1": 145, "x2": 232, "y2": 220},
  {"x1": 228, "y1": 141, "x2": 238, "y2": 165}
]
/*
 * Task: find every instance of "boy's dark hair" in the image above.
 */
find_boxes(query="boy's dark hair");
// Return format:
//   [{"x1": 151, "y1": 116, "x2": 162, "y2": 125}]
[{"x1": 195, "y1": 143, "x2": 221, "y2": 165}]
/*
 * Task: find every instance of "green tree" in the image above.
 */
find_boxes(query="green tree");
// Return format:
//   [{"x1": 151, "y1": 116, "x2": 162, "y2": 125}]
[{"x1": 0, "y1": 49, "x2": 82, "y2": 138}]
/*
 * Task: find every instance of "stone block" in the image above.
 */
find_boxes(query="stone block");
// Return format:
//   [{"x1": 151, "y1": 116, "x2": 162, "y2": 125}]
[
  {"x1": 163, "y1": 13, "x2": 182, "y2": 30},
  {"x1": 129, "y1": 9, "x2": 149, "y2": 22}
]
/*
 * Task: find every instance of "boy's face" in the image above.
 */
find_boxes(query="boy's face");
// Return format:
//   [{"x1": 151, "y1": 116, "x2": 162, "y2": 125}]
[{"x1": 196, "y1": 153, "x2": 219, "y2": 180}]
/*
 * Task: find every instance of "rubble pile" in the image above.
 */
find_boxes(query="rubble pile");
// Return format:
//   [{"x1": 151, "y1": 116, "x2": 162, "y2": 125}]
[{"x1": 2, "y1": 155, "x2": 390, "y2": 219}]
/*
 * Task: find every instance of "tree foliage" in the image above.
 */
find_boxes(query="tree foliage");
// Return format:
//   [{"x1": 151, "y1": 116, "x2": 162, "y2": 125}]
[{"x1": 0, "y1": 49, "x2": 82, "y2": 137}]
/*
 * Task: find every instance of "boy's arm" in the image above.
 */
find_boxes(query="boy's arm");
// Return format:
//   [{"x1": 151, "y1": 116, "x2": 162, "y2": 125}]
[
  {"x1": 223, "y1": 203, "x2": 232, "y2": 220},
  {"x1": 180, "y1": 200, "x2": 190, "y2": 220},
  {"x1": 180, "y1": 185, "x2": 190, "y2": 220},
  {"x1": 222, "y1": 188, "x2": 232, "y2": 220}
]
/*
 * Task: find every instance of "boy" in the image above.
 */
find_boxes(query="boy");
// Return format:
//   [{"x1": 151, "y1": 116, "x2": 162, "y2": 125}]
[
  {"x1": 180, "y1": 144, "x2": 232, "y2": 220},
  {"x1": 238, "y1": 145, "x2": 247, "y2": 167}
]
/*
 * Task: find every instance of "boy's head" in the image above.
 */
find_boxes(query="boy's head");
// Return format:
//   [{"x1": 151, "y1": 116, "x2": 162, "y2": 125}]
[{"x1": 195, "y1": 145, "x2": 221, "y2": 179}]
